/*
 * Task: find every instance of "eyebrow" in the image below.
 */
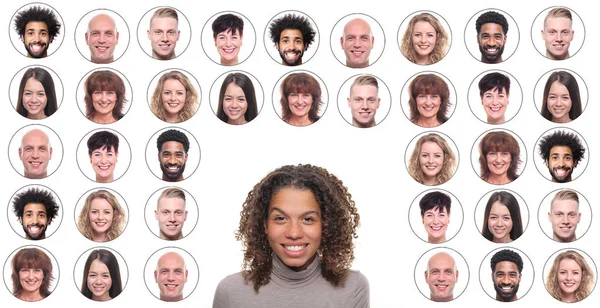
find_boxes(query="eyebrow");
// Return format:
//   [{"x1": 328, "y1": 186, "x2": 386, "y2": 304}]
[{"x1": 269, "y1": 207, "x2": 321, "y2": 216}]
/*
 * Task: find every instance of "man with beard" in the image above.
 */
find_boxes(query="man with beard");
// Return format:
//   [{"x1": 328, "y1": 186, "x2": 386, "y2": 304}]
[
  {"x1": 13, "y1": 5, "x2": 61, "y2": 58},
  {"x1": 12, "y1": 187, "x2": 60, "y2": 240},
  {"x1": 268, "y1": 13, "x2": 316, "y2": 66},
  {"x1": 157, "y1": 129, "x2": 189, "y2": 182},
  {"x1": 490, "y1": 249, "x2": 522, "y2": 302},
  {"x1": 538, "y1": 130, "x2": 585, "y2": 183},
  {"x1": 475, "y1": 11, "x2": 508, "y2": 63}
]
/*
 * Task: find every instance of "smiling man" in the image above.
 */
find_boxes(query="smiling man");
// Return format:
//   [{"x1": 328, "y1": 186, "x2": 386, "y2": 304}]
[
  {"x1": 425, "y1": 252, "x2": 458, "y2": 302},
  {"x1": 86, "y1": 14, "x2": 119, "y2": 64},
  {"x1": 341, "y1": 18, "x2": 374, "y2": 68},
  {"x1": 13, "y1": 5, "x2": 61, "y2": 58},
  {"x1": 475, "y1": 11, "x2": 508, "y2": 63},
  {"x1": 157, "y1": 129, "x2": 189, "y2": 182},
  {"x1": 490, "y1": 249, "x2": 523, "y2": 302},
  {"x1": 268, "y1": 13, "x2": 316, "y2": 66},
  {"x1": 19, "y1": 129, "x2": 53, "y2": 179},
  {"x1": 12, "y1": 187, "x2": 60, "y2": 240},
  {"x1": 548, "y1": 190, "x2": 581, "y2": 242},
  {"x1": 538, "y1": 130, "x2": 585, "y2": 183},
  {"x1": 147, "y1": 8, "x2": 180, "y2": 60},
  {"x1": 542, "y1": 8, "x2": 574, "y2": 60},
  {"x1": 155, "y1": 251, "x2": 188, "y2": 301},
  {"x1": 348, "y1": 75, "x2": 380, "y2": 128},
  {"x1": 155, "y1": 188, "x2": 188, "y2": 240}
]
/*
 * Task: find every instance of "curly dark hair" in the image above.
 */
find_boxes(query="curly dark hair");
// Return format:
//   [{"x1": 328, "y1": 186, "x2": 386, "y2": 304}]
[
  {"x1": 157, "y1": 129, "x2": 190, "y2": 153},
  {"x1": 476, "y1": 11, "x2": 508, "y2": 35},
  {"x1": 13, "y1": 5, "x2": 61, "y2": 41},
  {"x1": 236, "y1": 164, "x2": 360, "y2": 292},
  {"x1": 491, "y1": 249, "x2": 523, "y2": 272},
  {"x1": 538, "y1": 130, "x2": 585, "y2": 164},
  {"x1": 12, "y1": 187, "x2": 59, "y2": 222},
  {"x1": 268, "y1": 14, "x2": 315, "y2": 48}
]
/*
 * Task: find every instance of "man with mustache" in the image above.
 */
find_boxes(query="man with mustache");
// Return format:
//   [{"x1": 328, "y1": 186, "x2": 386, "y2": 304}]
[
  {"x1": 538, "y1": 130, "x2": 585, "y2": 183},
  {"x1": 475, "y1": 11, "x2": 508, "y2": 63},
  {"x1": 157, "y1": 129, "x2": 189, "y2": 182},
  {"x1": 268, "y1": 13, "x2": 316, "y2": 66},
  {"x1": 490, "y1": 249, "x2": 523, "y2": 302},
  {"x1": 13, "y1": 5, "x2": 61, "y2": 58},
  {"x1": 12, "y1": 187, "x2": 60, "y2": 240}
]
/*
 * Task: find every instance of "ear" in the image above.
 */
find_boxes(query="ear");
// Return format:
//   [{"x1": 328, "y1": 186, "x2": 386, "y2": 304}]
[
  {"x1": 154, "y1": 270, "x2": 158, "y2": 282},
  {"x1": 545, "y1": 159, "x2": 549, "y2": 168},
  {"x1": 85, "y1": 32, "x2": 89, "y2": 45},
  {"x1": 116, "y1": 31, "x2": 120, "y2": 44},
  {"x1": 548, "y1": 212, "x2": 552, "y2": 222},
  {"x1": 456, "y1": 269, "x2": 459, "y2": 281},
  {"x1": 376, "y1": 98, "x2": 381, "y2": 109},
  {"x1": 155, "y1": 210, "x2": 159, "y2": 221},
  {"x1": 275, "y1": 42, "x2": 280, "y2": 51},
  {"x1": 19, "y1": 217, "x2": 24, "y2": 225},
  {"x1": 340, "y1": 37, "x2": 344, "y2": 49},
  {"x1": 541, "y1": 29, "x2": 545, "y2": 40},
  {"x1": 184, "y1": 269, "x2": 188, "y2": 281},
  {"x1": 572, "y1": 30, "x2": 575, "y2": 41},
  {"x1": 147, "y1": 29, "x2": 151, "y2": 40},
  {"x1": 424, "y1": 270, "x2": 428, "y2": 282},
  {"x1": 49, "y1": 147, "x2": 53, "y2": 159},
  {"x1": 371, "y1": 36, "x2": 375, "y2": 47},
  {"x1": 184, "y1": 153, "x2": 188, "y2": 162},
  {"x1": 18, "y1": 147, "x2": 23, "y2": 160},
  {"x1": 183, "y1": 210, "x2": 188, "y2": 221},
  {"x1": 347, "y1": 97, "x2": 351, "y2": 108},
  {"x1": 175, "y1": 30, "x2": 181, "y2": 41}
]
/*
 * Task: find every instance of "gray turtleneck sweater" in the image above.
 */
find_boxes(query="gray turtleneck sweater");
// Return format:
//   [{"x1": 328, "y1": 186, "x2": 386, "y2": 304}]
[{"x1": 212, "y1": 255, "x2": 369, "y2": 308}]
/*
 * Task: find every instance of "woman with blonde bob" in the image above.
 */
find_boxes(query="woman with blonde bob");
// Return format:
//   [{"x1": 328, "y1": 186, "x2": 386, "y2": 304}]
[
  {"x1": 546, "y1": 250, "x2": 595, "y2": 303},
  {"x1": 408, "y1": 133, "x2": 457, "y2": 185},
  {"x1": 400, "y1": 13, "x2": 449, "y2": 65},
  {"x1": 150, "y1": 71, "x2": 199, "y2": 123},
  {"x1": 77, "y1": 190, "x2": 126, "y2": 242}
]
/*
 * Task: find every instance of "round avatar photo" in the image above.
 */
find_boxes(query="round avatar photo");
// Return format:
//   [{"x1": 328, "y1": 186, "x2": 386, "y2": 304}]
[
  {"x1": 145, "y1": 127, "x2": 201, "y2": 182},
  {"x1": 9, "y1": 65, "x2": 64, "y2": 120},
  {"x1": 330, "y1": 13, "x2": 385, "y2": 68},
  {"x1": 201, "y1": 11, "x2": 256, "y2": 66},
  {"x1": 8, "y1": 124, "x2": 64, "y2": 180},
  {"x1": 543, "y1": 248, "x2": 597, "y2": 303},
  {"x1": 534, "y1": 127, "x2": 588, "y2": 183},
  {"x1": 464, "y1": 9, "x2": 519, "y2": 64},
  {"x1": 3, "y1": 245, "x2": 59, "y2": 302},
  {"x1": 414, "y1": 247, "x2": 469, "y2": 302},
  {"x1": 405, "y1": 131, "x2": 459, "y2": 186},
  {"x1": 531, "y1": 6, "x2": 585, "y2": 60},
  {"x1": 264, "y1": 10, "x2": 319, "y2": 66},
  {"x1": 76, "y1": 68, "x2": 133, "y2": 124},
  {"x1": 7, "y1": 184, "x2": 62, "y2": 241},
  {"x1": 533, "y1": 69, "x2": 588, "y2": 124},
  {"x1": 137, "y1": 6, "x2": 191, "y2": 60},
  {"x1": 147, "y1": 68, "x2": 201, "y2": 124},
  {"x1": 74, "y1": 9, "x2": 130, "y2": 64},
  {"x1": 74, "y1": 188, "x2": 128, "y2": 243},
  {"x1": 73, "y1": 247, "x2": 128, "y2": 301},
  {"x1": 471, "y1": 128, "x2": 526, "y2": 185},
  {"x1": 398, "y1": 10, "x2": 451, "y2": 65},
  {"x1": 401, "y1": 71, "x2": 457, "y2": 128},
  {"x1": 144, "y1": 247, "x2": 199, "y2": 302},
  {"x1": 467, "y1": 69, "x2": 523, "y2": 125},
  {"x1": 408, "y1": 189, "x2": 463, "y2": 244},
  {"x1": 144, "y1": 186, "x2": 199, "y2": 241},
  {"x1": 474, "y1": 189, "x2": 529, "y2": 244},
  {"x1": 10, "y1": 2, "x2": 64, "y2": 58},
  {"x1": 272, "y1": 70, "x2": 328, "y2": 127},
  {"x1": 538, "y1": 188, "x2": 591, "y2": 243},
  {"x1": 209, "y1": 70, "x2": 264, "y2": 125},
  {"x1": 479, "y1": 247, "x2": 534, "y2": 302},
  {"x1": 337, "y1": 74, "x2": 391, "y2": 128},
  {"x1": 76, "y1": 128, "x2": 132, "y2": 183}
]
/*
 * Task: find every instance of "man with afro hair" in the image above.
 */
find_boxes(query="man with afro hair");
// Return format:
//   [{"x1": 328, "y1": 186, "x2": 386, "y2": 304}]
[
  {"x1": 490, "y1": 249, "x2": 523, "y2": 302},
  {"x1": 475, "y1": 11, "x2": 508, "y2": 63},
  {"x1": 12, "y1": 187, "x2": 60, "y2": 240},
  {"x1": 268, "y1": 13, "x2": 316, "y2": 66},
  {"x1": 13, "y1": 5, "x2": 61, "y2": 58},
  {"x1": 157, "y1": 129, "x2": 190, "y2": 182},
  {"x1": 538, "y1": 130, "x2": 586, "y2": 183}
]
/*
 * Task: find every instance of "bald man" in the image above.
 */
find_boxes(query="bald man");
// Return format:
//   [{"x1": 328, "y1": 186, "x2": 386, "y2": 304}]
[
  {"x1": 340, "y1": 18, "x2": 374, "y2": 68},
  {"x1": 425, "y1": 252, "x2": 458, "y2": 302},
  {"x1": 19, "y1": 129, "x2": 53, "y2": 179},
  {"x1": 86, "y1": 14, "x2": 119, "y2": 63},
  {"x1": 154, "y1": 251, "x2": 188, "y2": 302}
]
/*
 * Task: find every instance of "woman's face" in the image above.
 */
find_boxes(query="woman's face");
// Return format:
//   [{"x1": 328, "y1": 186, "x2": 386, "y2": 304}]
[
  {"x1": 557, "y1": 258, "x2": 582, "y2": 297},
  {"x1": 92, "y1": 89, "x2": 117, "y2": 116},
  {"x1": 90, "y1": 146, "x2": 118, "y2": 182},
  {"x1": 547, "y1": 81, "x2": 572, "y2": 123},
  {"x1": 487, "y1": 201, "x2": 513, "y2": 242},
  {"x1": 22, "y1": 77, "x2": 47, "y2": 119},
  {"x1": 419, "y1": 141, "x2": 444, "y2": 180},
  {"x1": 422, "y1": 207, "x2": 449, "y2": 242},
  {"x1": 287, "y1": 92, "x2": 313, "y2": 119},
  {"x1": 412, "y1": 21, "x2": 437, "y2": 58},
  {"x1": 482, "y1": 87, "x2": 509, "y2": 123},
  {"x1": 223, "y1": 82, "x2": 248, "y2": 123},
  {"x1": 161, "y1": 79, "x2": 187, "y2": 118},
  {"x1": 19, "y1": 268, "x2": 44, "y2": 294},
  {"x1": 486, "y1": 150, "x2": 512, "y2": 178},
  {"x1": 89, "y1": 198, "x2": 114, "y2": 238},
  {"x1": 416, "y1": 93, "x2": 441, "y2": 120},
  {"x1": 87, "y1": 259, "x2": 112, "y2": 301}
]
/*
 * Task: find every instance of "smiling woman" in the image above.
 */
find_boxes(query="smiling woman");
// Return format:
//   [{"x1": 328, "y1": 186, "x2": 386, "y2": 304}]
[
  {"x1": 407, "y1": 133, "x2": 457, "y2": 186},
  {"x1": 80, "y1": 249, "x2": 123, "y2": 301},
  {"x1": 10, "y1": 247, "x2": 55, "y2": 302},
  {"x1": 400, "y1": 12, "x2": 449, "y2": 65},
  {"x1": 149, "y1": 70, "x2": 199, "y2": 123},
  {"x1": 279, "y1": 72, "x2": 323, "y2": 126},
  {"x1": 77, "y1": 190, "x2": 126, "y2": 242},
  {"x1": 84, "y1": 70, "x2": 127, "y2": 124}
]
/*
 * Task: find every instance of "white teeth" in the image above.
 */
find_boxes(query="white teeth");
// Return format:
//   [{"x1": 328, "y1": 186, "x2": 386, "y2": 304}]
[
  {"x1": 168, "y1": 166, "x2": 179, "y2": 170},
  {"x1": 502, "y1": 286, "x2": 512, "y2": 290},
  {"x1": 284, "y1": 245, "x2": 306, "y2": 252}
]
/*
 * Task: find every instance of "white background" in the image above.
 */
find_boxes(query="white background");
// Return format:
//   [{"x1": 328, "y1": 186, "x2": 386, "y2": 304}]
[{"x1": 2, "y1": 0, "x2": 598, "y2": 307}]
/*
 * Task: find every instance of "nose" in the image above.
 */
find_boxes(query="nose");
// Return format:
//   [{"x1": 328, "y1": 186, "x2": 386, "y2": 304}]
[
  {"x1": 161, "y1": 32, "x2": 169, "y2": 41},
  {"x1": 285, "y1": 220, "x2": 303, "y2": 239},
  {"x1": 168, "y1": 212, "x2": 176, "y2": 221},
  {"x1": 360, "y1": 100, "x2": 368, "y2": 109}
]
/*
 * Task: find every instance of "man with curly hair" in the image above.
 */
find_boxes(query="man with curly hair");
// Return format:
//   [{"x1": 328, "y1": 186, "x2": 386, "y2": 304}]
[
  {"x1": 475, "y1": 11, "x2": 508, "y2": 63},
  {"x1": 268, "y1": 14, "x2": 316, "y2": 66},
  {"x1": 490, "y1": 249, "x2": 523, "y2": 302},
  {"x1": 213, "y1": 164, "x2": 369, "y2": 307},
  {"x1": 12, "y1": 187, "x2": 59, "y2": 240},
  {"x1": 538, "y1": 130, "x2": 585, "y2": 183},
  {"x1": 13, "y1": 5, "x2": 61, "y2": 58},
  {"x1": 157, "y1": 129, "x2": 189, "y2": 182}
]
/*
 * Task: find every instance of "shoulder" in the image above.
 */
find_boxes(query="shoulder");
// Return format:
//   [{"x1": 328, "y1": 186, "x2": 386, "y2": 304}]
[
  {"x1": 213, "y1": 272, "x2": 251, "y2": 308},
  {"x1": 344, "y1": 270, "x2": 370, "y2": 308}
]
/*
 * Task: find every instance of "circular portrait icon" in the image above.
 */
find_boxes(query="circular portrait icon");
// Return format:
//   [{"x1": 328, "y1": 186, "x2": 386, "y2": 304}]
[
  {"x1": 534, "y1": 127, "x2": 588, "y2": 183},
  {"x1": 201, "y1": 11, "x2": 256, "y2": 66},
  {"x1": 137, "y1": 6, "x2": 191, "y2": 60},
  {"x1": 400, "y1": 71, "x2": 457, "y2": 128},
  {"x1": 74, "y1": 188, "x2": 128, "y2": 243},
  {"x1": 398, "y1": 10, "x2": 452, "y2": 65},
  {"x1": 470, "y1": 128, "x2": 527, "y2": 185},
  {"x1": 479, "y1": 247, "x2": 534, "y2": 302},
  {"x1": 474, "y1": 189, "x2": 529, "y2": 244},
  {"x1": 272, "y1": 70, "x2": 329, "y2": 127},
  {"x1": 3, "y1": 245, "x2": 60, "y2": 302},
  {"x1": 73, "y1": 246, "x2": 128, "y2": 301},
  {"x1": 543, "y1": 248, "x2": 597, "y2": 303},
  {"x1": 414, "y1": 247, "x2": 469, "y2": 302},
  {"x1": 264, "y1": 10, "x2": 319, "y2": 66},
  {"x1": 144, "y1": 186, "x2": 199, "y2": 241},
  {"x1": 405, "y1": 131, "x2": 459, "y2": 186},
  {"x1": 76, "y1": 67, "x2": 133, "y2": 124},
  {"x1": 10, "y1": 2, "x2": 65, "y2": 58},
  {"x1": 9, "y1": 65, "x2": 64, "y2": 120},
  {"x1": 467, "y1": 69, "x2": 523, "y2": 125},
  {"x1": 330, "y1": 13, "x2": 385, "y2": 68},
  {"x1": 464, "y1": 8, "x2": 519, "y2": 64},
  {"x1": 76, "y1": 128, "x2": 132, "y2": 183},
  {"x1": 8, "y1": 124, "x2": 64, "y2": 180},
  {"x1": 209, "y1": 70, "x2": 264, "y2": 125},
  {"x1": 145, "y1": 127, "x2": 201, "y2": 182},
  {"x1": 538, "y1": 188, "x2": 591, "y2": 243},
  {"x1": 408, "y1": 189, "x2": 463, "y2": 244},
  {"x1": 143, "y1": 246, "x2": 199, "y2": 302},
  {"x1": 7, "y1": 184, "x2": 62, "y2": 241},
  {"x1": 74, "y1": 8, "x2": 130, "y2": 64},
  {"x1": 337, "y1": 74, "x2": 391, "y2": 128},
  {"x1": 146, "y1": 68, "x2": 201, "y2": 124},
  {"x1": 531, "y1": 6, "x2": 585, "y2": 60},
  {"x1": 533, "y1": 68, "x2": 588, "y2": 124}
]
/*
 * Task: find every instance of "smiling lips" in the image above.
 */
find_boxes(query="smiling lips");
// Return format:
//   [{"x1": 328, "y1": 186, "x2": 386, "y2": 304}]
[
  {"x1": 284, "y1": 50, "x2": 301, "y2": 61},
  {"x1": 484, "y1": 46, "x2": 500, "y2": 55},
  {"x1": 29, "y1": 43, "x2": 46, "y2": 53},
  {"x1": 27, "y1": 224, "x2": 44, "y2": 236}
]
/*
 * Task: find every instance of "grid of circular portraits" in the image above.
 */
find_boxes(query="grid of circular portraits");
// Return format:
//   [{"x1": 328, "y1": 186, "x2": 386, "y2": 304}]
[{"x1": 2, "y1": 1, "x2": 597, "y2": 307}]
